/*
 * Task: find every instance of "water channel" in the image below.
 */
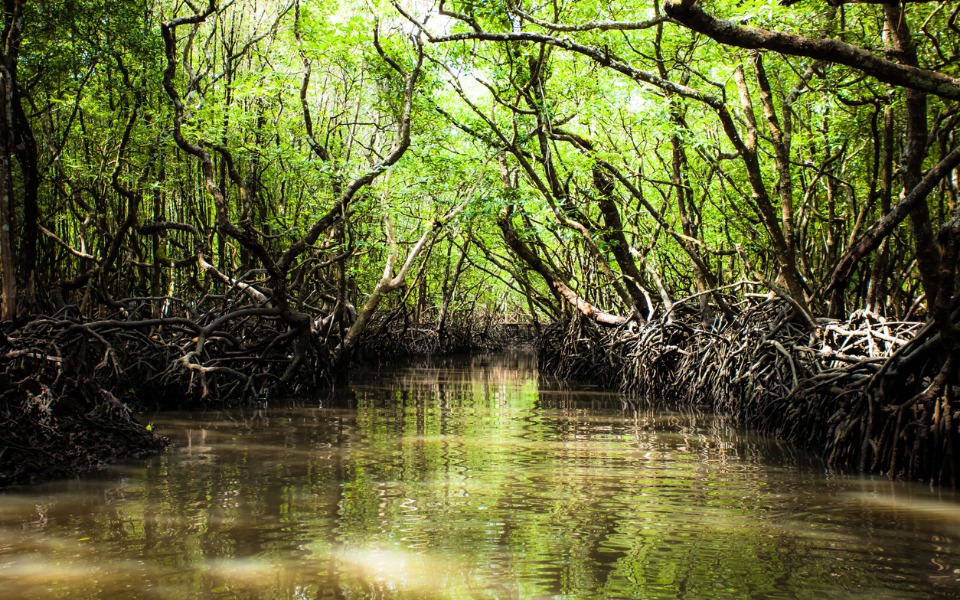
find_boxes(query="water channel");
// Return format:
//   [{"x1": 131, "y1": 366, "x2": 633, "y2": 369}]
[{"x1": 1, "y1": 351, "x2": 959, "y2": 598}]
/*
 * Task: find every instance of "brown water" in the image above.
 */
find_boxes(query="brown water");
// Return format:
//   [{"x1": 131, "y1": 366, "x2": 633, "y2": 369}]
[{"x1": 1, "y1": 351, "x2": 959, "y2": 599}]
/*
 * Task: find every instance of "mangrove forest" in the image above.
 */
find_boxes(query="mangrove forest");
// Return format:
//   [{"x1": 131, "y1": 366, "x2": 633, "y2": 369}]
[{"x1": 2, "y1": 0, "x2": 960, "y2": 492}]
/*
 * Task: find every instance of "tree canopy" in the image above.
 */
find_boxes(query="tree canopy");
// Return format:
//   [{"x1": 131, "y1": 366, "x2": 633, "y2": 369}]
[{"x1": 0, "y1": 0, "x2": 958, "y2": 393}]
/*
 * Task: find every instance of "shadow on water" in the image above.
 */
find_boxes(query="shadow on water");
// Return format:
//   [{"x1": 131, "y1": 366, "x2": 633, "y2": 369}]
[{"x1": 1, "y1": 349, "x2": 959, "y2": 598}]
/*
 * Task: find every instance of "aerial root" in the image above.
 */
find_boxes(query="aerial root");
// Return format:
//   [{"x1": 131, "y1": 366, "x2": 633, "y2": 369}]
[
  {"x1": 0, "y1": 299, "x2": 530, "y2": 487},
  {"x1": 352, "y1": 310, "x2": 535, "y2": 361},
  {"x1": 538, "y1": 298, "x2": 958, "y2": 484}
]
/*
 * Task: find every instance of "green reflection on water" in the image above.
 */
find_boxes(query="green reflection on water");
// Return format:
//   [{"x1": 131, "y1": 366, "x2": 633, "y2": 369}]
[{"x1": 1, "y1": 351, "x2": 959, "y2": 599}]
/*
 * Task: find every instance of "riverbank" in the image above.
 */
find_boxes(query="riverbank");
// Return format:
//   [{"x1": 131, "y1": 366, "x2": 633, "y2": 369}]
[
  {"x1": 1, "y1": 386, "x2": 169, "y2": 488},
  {"x1": 0, "y1": 315, "x2": 534, "y2": 488},
  {"x1": 538, "y1": 297, "x2": 958, "y2": 486},
  {"x1": 3, "y1": 300, "x2": 955, "y2": 488}
]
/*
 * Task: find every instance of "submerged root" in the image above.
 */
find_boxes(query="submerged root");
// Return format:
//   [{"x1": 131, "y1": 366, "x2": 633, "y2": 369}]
[
  {"x1": 0, "y1": 301, "x2": 534, "y2": 487},
  {"x1": 352, "y1": 311, "x2": 535, "y2": 361},
  {"x1": 539, "y1": 299, "x2": 959, "y2": 484},
  {"x1": 0, "y1": 299, "x2": 342, "y2": 487}
]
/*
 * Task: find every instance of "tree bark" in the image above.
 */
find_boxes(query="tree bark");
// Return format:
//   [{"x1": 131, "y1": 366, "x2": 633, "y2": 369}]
[
  {"x1": 882, "y1": 6, "x2": 940, "y2": 309},
  {"x1": 2, "y1": 0, "x2": 36, "y2": 311},
  {"x1": 498, "y1": 204, "x2": 626, "y2": 326},
  {"x1": 0, "y1": 62, "x2": 13, "y2": 322}
]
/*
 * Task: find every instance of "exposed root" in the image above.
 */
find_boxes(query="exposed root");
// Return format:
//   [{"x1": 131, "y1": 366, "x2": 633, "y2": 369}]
[
  {"x1": 0, "y1": 379, "x2": 169, "y2": 488},
  {"x1": 538, "y1": 299, "x2": 958, "y2": 484},
  {"x1": 0, "y1": 301, "x2": 533, "y2": 487},
  {"x1": 0, "y1": 297, "x2": 340, "y2": 487},
  {"x1": 352, "y1": 311, "x2": 535, "y2": 361}
]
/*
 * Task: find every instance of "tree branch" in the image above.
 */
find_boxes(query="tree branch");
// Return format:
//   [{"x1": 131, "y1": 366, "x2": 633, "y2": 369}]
[
  {"x1": 278, "y1": 29, "x2": 423, "y2": 272},
  {"x1": 663, "y1": 0, "x2": 960, "y2": 101},
  {"x1": 827, "y1": 143, "x2": 960, "y2": 294}
]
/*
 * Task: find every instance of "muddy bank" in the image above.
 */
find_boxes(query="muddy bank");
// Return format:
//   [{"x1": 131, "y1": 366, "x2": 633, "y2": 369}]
[
  {"x1": 539, "y1": 298, "x2": 958, "y2": 485},
  {"x1": 0, "y1": 313, "x2": 531, "y2": 488},
  {"x1": 0, "y1": 387, "x2": 169, "y2": 488},
  {"x1": 1, "y1": 323, "x2": 171, "y2": 488}
]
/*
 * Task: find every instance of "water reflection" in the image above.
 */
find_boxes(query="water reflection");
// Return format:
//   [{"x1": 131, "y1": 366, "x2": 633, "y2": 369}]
[{"x1": 1, "y1": 350, "x2": 959, "y2": 598}]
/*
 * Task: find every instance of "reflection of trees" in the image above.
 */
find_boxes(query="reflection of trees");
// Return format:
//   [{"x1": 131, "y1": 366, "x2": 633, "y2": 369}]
[
  {"x1": 4, "y1": 354, "x2": 952, "y2": 597},
  {"x1": 338, "y1": 354, "x2": 857, "y2": 597}
]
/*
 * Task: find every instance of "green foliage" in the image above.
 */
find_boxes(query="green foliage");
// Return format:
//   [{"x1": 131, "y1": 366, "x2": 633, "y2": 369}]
[{"x1": 10, "y1": 0, "x2": 955, "y2": 326}]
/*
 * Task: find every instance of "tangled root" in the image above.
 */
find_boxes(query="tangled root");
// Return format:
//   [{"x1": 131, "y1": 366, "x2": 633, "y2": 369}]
[{"x1": 538, "y1": 299, "x2": 957, "y2": 484}]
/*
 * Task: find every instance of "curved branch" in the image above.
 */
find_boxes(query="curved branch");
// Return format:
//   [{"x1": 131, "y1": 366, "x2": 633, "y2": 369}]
[
  {"x1": 514, "y1": 10, "x2": 672, "y2": 32},
  {"x1": 663, "y1": 0, "x2": 960, "y2": 101},
  {"x1": 827, "y1": 144, "x2": 960, "y2": 293},
  {"x1": 278, "y1": 31, "x2": 423, "y2": 272},
  {"x1": 431, "y1": 29, "x2": 724, "y2": 108},
  {"x1": 160, "y1": 3, "x2": 282, "y2": 280},
  {"x1": 498, "y1": 205, "x2": 627, "y2": 327}
]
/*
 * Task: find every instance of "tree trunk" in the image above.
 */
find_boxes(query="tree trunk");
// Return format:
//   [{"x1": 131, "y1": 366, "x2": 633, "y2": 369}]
[
  {"x1": 0, "y1": 77, "x2": 13, "y2": 321},
  {"x1": 498, "y1": 204, "x2": 626, "y2": 327}
]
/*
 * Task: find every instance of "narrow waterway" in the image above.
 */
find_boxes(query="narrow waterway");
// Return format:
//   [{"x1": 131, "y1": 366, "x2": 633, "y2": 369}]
[{"x1": 1, "y1": 351, "x2": 959, "y2": 598}]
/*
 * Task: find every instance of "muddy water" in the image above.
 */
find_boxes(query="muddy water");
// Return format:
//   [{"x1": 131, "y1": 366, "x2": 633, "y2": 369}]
[{"x1": 1, "y1": 351, "x2": 959, "y2": 599}]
